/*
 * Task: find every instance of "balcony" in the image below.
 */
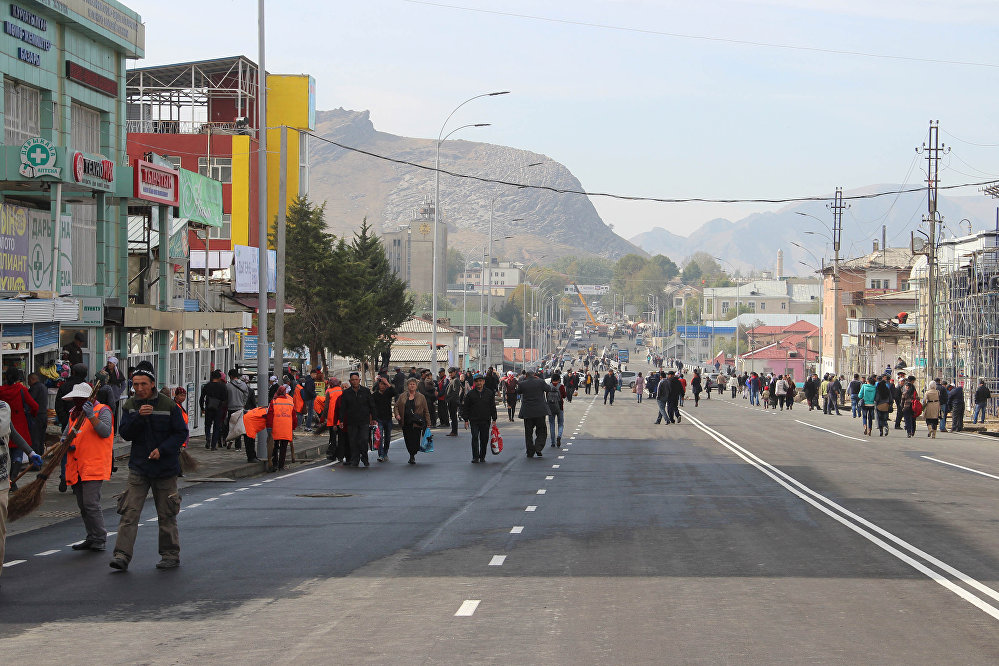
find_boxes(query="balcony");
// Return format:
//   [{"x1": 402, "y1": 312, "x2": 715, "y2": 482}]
[{"x1": 126, "y1": 120, "x2": 255, "y2": 137}]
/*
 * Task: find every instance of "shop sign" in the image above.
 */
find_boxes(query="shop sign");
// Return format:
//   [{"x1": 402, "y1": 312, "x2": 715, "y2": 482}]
[
  {"x1": 18, "y1": 137, "x2": 60, "y2": 178},
  {"x1": 233, "y1": 244, "x2": 276, "y2": 294},
  {"x1": 133, "y1": 158, "x2": 178, "y2": 205},
  {"x1": 178, "y1": 169, "x2": 222, "y2": 228},
  {"x1": 27, "y1": 210, "x2": 71, "y2": 294},
  {"x1": 0, "y1": 203, "x2": 29, "y2": 291},
  {"x1": 65, "y1": 296, "x2": 104, "y2": 326},
  {"x1": 65, "y1": 61, "x2": 117, "y2": 97},
  {"x1": 72, "y1": 151, "x2": 114, "y2": 191}
]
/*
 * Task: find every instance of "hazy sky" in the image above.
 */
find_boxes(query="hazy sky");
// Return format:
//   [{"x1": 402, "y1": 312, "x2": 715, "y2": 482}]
[{"x1": 132, "y1": 0, "x2": 999, "y2": 240}]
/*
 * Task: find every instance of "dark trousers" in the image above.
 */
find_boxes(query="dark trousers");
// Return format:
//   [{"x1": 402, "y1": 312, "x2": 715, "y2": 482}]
[
  {"x1": 403, "y1": 424, "x2": 422, "y2": 458},
  {"x1": 469, "y1": 421, "x2": 490, "y2": 460},
  {"x1": 204, "y1": 409, "x2": 223, "y2": 449},
  {"x1": 666, "y1": 400, "x2": 680, "y2": 422},
  {"x1": 327, "y1": 427, "x2": 347, "y2": 461},
  {"x1": 524, "y1": 416, "x2": 547, "y2": 454},
  {"x1": 447, "y1": 401, "x2": 460, "y2": 435},
  {"x1": 604, "y1": 387, "x2": 615, "y2": 404},
  {"x1": 427, "y1": 400, "x2": 438, "y2": 427},
  {"x1": 244, "y1": 433, "x2": 257, "y2": 461},
  {"x1": 506, "y1": 398, "x2": 518, "y2": 421},
  {"x1": 30, "y1": 418, "x2": 46, "y2": 454},
  {"x1": 346, "y1": 423, "x2": 370, "y2": 466},
  {"x1": 895, "y1": 402, "x2": 904, "y2": 428},
  {"x1": 271, "y1": 440, "x2": 289, "y2": 470},
  {"x1": 951, "y1": 407, "x2": 965, "y2": 431},
  {"x1": 438, "y1": 401, "x2": 450, "y2": 428}
]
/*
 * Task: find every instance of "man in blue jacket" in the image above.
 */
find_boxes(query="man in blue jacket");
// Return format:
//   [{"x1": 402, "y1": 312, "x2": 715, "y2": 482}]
[{"x1": 110, "y1": 361, "x2": 189, "y2": 572}]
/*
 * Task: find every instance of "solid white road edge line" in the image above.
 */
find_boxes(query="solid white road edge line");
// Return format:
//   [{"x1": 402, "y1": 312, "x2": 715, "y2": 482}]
[
  {"x1": 455, "y1": 600, "x2": 480, "y2": 616},
  {"x1": 681, "y1": 409, "x2": 999, "y2": 620},
  {"x1": 922, "y1": 456, "x2": 999, "y2": 481},
  {"x1": 794, "y1": 419, "x2": 867, "y2": 442},
  {"x1": 274, "y1": 462, "x2": 334, "y2": 480}
]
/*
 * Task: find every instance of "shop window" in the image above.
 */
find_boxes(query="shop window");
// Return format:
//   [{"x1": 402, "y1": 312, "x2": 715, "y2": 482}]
[
  {"x1": 70, "y1": 204, "x2": 97, "y2": 285},
  {"x1": 71, "y1": 103, "x2": 101, "y2": 154},
  {"x1": 208, "y1": 214, "x2": 231, "y2": 239},
  {"x1": 4, "y1": 80, "x2": 40, "y2": 146},
  {"x1": 198, "y1": 157, "x2": 232, "y2": 184}
]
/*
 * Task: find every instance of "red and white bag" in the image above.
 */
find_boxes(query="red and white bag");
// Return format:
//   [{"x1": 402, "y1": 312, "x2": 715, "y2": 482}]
[{"x1": 490, "y1": 423, "x2": 503, "y2": 455}]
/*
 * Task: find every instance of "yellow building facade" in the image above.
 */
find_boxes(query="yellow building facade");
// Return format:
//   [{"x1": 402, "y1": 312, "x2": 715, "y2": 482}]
[{"x1": 265, "y1": 74, "x2": 316, "y2": 231}]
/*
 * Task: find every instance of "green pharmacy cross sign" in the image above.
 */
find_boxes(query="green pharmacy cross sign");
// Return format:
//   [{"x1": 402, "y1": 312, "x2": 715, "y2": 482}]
[{"x1": 18, "y1": 137, "x2": 61, "y2": 178}]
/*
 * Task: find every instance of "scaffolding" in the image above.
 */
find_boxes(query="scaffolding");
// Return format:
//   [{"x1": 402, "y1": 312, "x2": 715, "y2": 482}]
[{"x1": 935, "y1": 231, "x2": 999, "y2": 408}]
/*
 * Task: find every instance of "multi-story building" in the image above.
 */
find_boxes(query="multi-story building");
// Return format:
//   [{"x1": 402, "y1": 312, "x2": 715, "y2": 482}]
[
  {"x1": 458, "y1": 259, "x2": 523, "y2": 297},
  {"x1": 701, "y1": 278, "x2": 822, "y2": 320},
  {"x1": 383, "y1": 195, "x2": 447, "y2": 294},
  {"x1": 0, "y1": 0, "x2": 143, "y2": 377}
]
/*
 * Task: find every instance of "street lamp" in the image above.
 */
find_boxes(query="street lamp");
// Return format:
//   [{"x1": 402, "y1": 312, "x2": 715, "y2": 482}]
[
  {"x1": 432, "y1": 91, "x2": 510, "y2": 374},
  {"x1": 520, "y1": 257, "x2": 547, "y2": 370}
]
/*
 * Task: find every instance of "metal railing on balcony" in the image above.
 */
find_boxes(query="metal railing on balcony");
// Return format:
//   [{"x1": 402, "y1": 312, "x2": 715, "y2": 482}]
[{"x1": 126, "y1": 120, "x2": 255, "y2": 137}]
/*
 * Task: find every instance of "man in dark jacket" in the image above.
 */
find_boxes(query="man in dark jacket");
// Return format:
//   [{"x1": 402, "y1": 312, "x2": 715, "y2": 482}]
[
  {"x1": 665, "y1": 371, "x2": 683, "y2": 424},
  {"x1": 516, "y1": 369, "x2": 550, "y2": 458},
  {"x1": 893, "y1": 373, "x2": 906, "y2": 429},
  {"x1": 937, "y1": 379, "x2": 951, "y2": 432},
  {"x1": 199, "y1": 370, "x2": 228, "y2": 451},
  {"x1": 419, "y1": 370, "x2": 438, "y2": 427},
  {"x1": 973, "y1": 379, "x2": 991, "y2": 424},
  {"x1": 654, "y1": 371, "x2": 672, "y2": 424},
  {"x1": 26, "y1": 372, "x2": 48, "y2": 455},
  {"x1": 484, "y1": 367, "x2": 500, "y2": 396},
  {"x1": 445, "y1": 367, "x2": 464, "y2": 437},
  {"x1": 461, "y1": 373, "x2": 497, "y2": 463},
  {"x1": 301, "y1": 370, "x2": 317, "y2": 431},
  {"x1": 110, "y1": 361, "x2": 189, "y2": 572},
  {"x1": 948, "y1": 383, "x2": 965, "y2": 432},
  {"x1": 602, "y1": 370, "x2": 618, "y2": 405},
  {"x1": 392, "y1": 368, "x2": 407, "y2": 395},
  {"x1": 339, "y1": 372, "x2": 375, "y2": 467}
]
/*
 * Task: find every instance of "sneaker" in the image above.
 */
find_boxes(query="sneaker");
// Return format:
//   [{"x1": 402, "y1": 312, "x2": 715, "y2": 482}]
[
  {"x1": 155, "y1": 558, "x2": 180, "y2": 570},
  {"x1": 72, "y1": 540, "x2": 95, "y2": 551},
  {"x1": 536, "y1": 452, "x2": 543, "y2": 458},
  {"x1": 109, "y1": 556, "x2": 129, "y2": 571},
  {"x1": 556, "y1": 437, "x2": 561, "y2": 447}
]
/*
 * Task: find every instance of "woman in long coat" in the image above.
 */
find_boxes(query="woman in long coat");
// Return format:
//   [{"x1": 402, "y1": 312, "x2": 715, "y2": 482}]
[{"x1": 395, "y1": 378, "x2": 431, "y2": 464}]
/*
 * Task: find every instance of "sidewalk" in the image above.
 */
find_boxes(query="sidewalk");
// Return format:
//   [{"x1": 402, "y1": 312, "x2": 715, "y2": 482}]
[{"x1": 7, "y1": 429, "x2": 335, "y2": 538}]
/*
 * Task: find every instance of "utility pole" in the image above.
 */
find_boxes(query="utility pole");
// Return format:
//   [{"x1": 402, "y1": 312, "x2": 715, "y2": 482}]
[
  {"x1": 828, "y1": 187, "x2": 845, "y2": 377},
  {"x1": 256, "y1": 0, "x2": 269, "y2": 409},
  {"x1": 918, "y1": 121, "x2": 947, "y2": 381},
  {"x1": 274, "y1": 126, "x2": 288, "y2": 379}
]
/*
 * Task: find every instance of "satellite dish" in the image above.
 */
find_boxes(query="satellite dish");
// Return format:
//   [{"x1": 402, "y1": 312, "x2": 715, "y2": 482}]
[{"x1": 911, "y1": 233, "x2": 927, "y2": 255}]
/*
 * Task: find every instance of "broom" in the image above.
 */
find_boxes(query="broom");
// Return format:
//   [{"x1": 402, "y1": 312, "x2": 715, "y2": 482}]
[{"x1": 8, "y1": 382, "x2": 102, "y2": 522}]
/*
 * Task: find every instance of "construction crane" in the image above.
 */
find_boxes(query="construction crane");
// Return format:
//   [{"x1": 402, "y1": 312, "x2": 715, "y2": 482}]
[{"x1": 573, "y1": 283, "x2": 600, "y2": 327}]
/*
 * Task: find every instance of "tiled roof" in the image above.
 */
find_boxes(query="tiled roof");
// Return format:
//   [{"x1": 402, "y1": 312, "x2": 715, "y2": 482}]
[
  {"x1": 835, "y1": 247, "x2": 916, "y2": 271},
  {"x1": 397, "y1": 317, "x2": 460, "y2": 334}
]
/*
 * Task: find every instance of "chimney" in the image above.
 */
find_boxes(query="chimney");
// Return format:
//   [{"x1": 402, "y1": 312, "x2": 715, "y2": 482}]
[
  {"x1": 873, "y1": 240, "x2": 879, "y2": 252},
  {"x1": 776, "y1": 249, "x2": 784, "y2": 279}
]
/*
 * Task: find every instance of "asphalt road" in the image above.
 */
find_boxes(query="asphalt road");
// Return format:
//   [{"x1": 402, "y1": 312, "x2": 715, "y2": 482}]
[{"x1": 3, "y1": 361, "x2": 999, "y2": 664}]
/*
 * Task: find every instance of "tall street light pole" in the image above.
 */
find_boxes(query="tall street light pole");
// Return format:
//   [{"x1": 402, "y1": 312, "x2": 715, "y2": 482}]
[
  {"x1": 432, "y1": 91, "x2": 509, "y2": 375},
  {"x1": 256, "y1": 0, "x2": 269, "y2": 410}
]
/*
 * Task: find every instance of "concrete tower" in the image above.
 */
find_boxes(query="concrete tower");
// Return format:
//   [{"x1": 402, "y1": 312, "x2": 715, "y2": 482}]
[{"x1": 776, "y1": 248, "x2": 784, "y2": 278}]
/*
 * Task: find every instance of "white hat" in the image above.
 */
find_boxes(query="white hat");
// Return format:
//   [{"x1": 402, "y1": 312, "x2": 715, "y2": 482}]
[
  {"x1": 269, "y1": 375, "x2": 278, "y2": 382},
  {"x1": 62, "y1": 382, "x2": 92, "y2": 400},
  {"x1": 107, "y1": 356, "x2": 119, "y2": 365},
  {"x1": 507, "y1": 371, "x2": 514, "y2": 376}
]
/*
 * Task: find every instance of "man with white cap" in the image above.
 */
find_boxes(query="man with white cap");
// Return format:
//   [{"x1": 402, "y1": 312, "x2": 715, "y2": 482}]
[{"x1": 61, "y1": 382, "x2": 114, "y2": 552}]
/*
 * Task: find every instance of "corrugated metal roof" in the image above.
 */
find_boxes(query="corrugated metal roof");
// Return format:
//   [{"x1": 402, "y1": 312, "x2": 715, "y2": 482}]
[{"x1": 397, "y1": 317, "x2": 460, "y2": 334}]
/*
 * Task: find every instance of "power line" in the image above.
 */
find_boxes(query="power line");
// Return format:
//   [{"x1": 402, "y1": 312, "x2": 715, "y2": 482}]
[
  {"x1": 401, "y1": 0, "x2": 999, "y2": 70},
  {"x1": 305, "y1": 130, "x2": 999, "y2": 206}
]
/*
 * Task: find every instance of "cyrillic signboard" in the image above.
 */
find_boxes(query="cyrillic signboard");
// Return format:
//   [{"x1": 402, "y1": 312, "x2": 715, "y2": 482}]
[
  {"x1": 133, "y1": 159, "x2": 178, "y2": 206},
  {"x1": 233, "y1": 244, "x2": 276, "y2": 293},
  {"x1": 564, "y1": 284, "x2": 610, "y2": 296},
  {"x1": 178, "y1": 169, "x2": 223, "y2": 228}
]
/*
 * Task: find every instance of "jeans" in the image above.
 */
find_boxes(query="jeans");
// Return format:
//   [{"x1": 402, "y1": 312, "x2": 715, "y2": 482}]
[
  {"x1": 655, "y1": 400, "x2": 671, "y2": 423},
  {"x1": 547, "y1": 410, "x2": 564, "y2": 445},
  {"x1": 850, "y1": 395, "x2": 860, "y2": 417},
  {"x1": 304, "y1": 404, "x2": 314, "y2": 429},
  {"x1": 904, "y1": 411, "x2": 916, "y2": 436},
  {"x1": 877, "y1": 408, "x2": 890, "y2": 432},
  {"x1": 112, "y1": 472, "x2": 180, "y2": 564},
  {"x1": 666, "y1": 400, "x2": 680, "y2": 423},
  {"x1": 861, "y1": 405, "x2": 875, "y2": 430},
  {"x1": 469, "y1": 421, "x2": 490, "y2": 460},
  {"x1": 749, "y1": 389, "x2": 759, "y2": 406},
  {"x1": 377, "y1": 418, "x2": 393, "y2": 458},
  {"x1": 973, "y1": 403, "x2": 986, "y2": 423},
  {"x1": 940, "y1": 408, "x2": 949, "y2": 430},
  {"x1": 604, "y1": 388, "x2": 615, "y2": 405},
  {"x1": 524, "y1": 416, "x2": 548, "y2": 455},
  {"x1": 636, "y1": 391, "x2": 642, "y2": 403}
]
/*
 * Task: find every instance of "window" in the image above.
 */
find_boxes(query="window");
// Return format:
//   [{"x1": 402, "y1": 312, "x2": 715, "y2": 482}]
[
  {"x1": 721, "y1": 301, "x2": 730, "y2": 314},
  {"x1": 781, "y1": 302, "x2": 787, "y2": 310},
  {"x1": 70, "y1": 204, "x2": 97, "y2": 285},
  {"x1": 4, "y1": 80, "x2": 40, "y2": 146},
  {"x1": 208, "y1": 214, "x2": 231, "y2": 239},
  {"x1": 870, "y1": 279, "x2": 882, "y2": 289},
  {"x1": 161, "y1": 155, "x2": 182, "y2": 170},
  {"x1": 71, "y1": 103, "x2": 100, "y2": 153},
  {"x1": 760, "y1": 301, "x2": 766, "y2": 311},
  {"x1": 198, "y1": 157, "x2": 232, "y2": 183},
  {"x1": 900, "y1": 280, "x2": 909, "y2": 291},
  {"x1": 747, "y1": 302, "x2": 756, "y2": 312}
]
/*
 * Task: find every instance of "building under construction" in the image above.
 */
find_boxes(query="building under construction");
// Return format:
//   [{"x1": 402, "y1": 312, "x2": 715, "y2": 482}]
[{"x1": 923, "y1": 230, "x2": 999, "y2": 404}]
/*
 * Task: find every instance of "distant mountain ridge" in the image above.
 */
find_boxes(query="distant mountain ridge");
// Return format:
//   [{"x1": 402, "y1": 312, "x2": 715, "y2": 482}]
[
  {"x1": 630, "y1": 186, "x2": 999, "y2": 275},
  {"x1": 307, "y1": 108, "x2": 644, "y2": 262}
]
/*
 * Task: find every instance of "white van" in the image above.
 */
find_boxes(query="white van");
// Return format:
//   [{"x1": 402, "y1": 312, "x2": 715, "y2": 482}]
[{"x1": 574, "y1": 330, "x2": 583, "y2": 341}]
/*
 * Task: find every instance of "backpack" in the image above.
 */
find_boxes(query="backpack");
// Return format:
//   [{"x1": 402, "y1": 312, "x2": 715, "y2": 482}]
[{"x1": 912, "y1": 397, "x2": 923, "y2": 418}]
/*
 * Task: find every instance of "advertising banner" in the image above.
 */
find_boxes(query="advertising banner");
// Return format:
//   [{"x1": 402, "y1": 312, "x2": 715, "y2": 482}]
[
  {"x1": 233, "y1": 244, "x2": 276, "y2": 293},
  {"x1": 178, "y1": 169, "x2": 223, "y2": 228},
  {"x1": 0, "y1": 203, "x2": 29, "y2": 291},
  {"x1": 24, "y1": 206, "x2": 72, "y2": 294}
]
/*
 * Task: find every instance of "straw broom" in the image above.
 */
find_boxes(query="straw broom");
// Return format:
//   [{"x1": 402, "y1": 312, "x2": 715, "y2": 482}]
[{"x1": 8, "y1": 382, "x2": 102, "y2": 522}]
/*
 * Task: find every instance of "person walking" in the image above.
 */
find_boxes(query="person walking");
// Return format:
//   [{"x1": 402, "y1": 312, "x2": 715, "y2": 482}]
[
  {"x1": 584, "y1": 371, "x2": 593, "y2": 395},
  {"x1": 445, "y1": 367, "x2": 463, "y2": 437},
  {"x1": 372, "y1": 375, "x2": 397, "y2": 461},
  {"x1": 61, "y1": 382, "x2": 114, "y2": 552},
  {"x1": 892, "y1": 373, "x2": 905, "y2": 430},
  {"x1": 848, "y1": 374, "x2": 863, "y2": 418},
  {"x1": 503, "y1": 371, "x2": 519, "y2": 422},
  {"x1": 436, "y1": 368, "x2": 450, "y2": 431},
  {"x1": 859, "y1": 375, "x2": 877, "y2": 436},
  {"x1": 875, "y1": 375, "x2": 894, "y2": 437},
  {"x1": 395, "y1": 378, "x2": 431, "y2": 465},
  {"x1": 224, "y1": 369, "x2": 249, "y2": 450},
  {"x1": 0, "y1": 368, "x2": 38, "y2": 486},
  {"x1": 973, "y1": 379, "x2": 991, "y2": 424},
  {"x1": 774, "y1": 375, "x2": 788, "y2": 411},
  {"x1": 110, "y1": 361, "x2": 189, "y2": 571},
  {"x1": 266, "y1": 386, "x2": 296, "y2": 471},
  {"x1": 199, "y1": 370, "x2": 227, "y2": 451},
  {"x1": 937, "y1": 379, "x2": 950, "y2": 432},
  {"x1": 26, "y1": 372, "x2": 47, "y2": 455},
  {"x1": 419, "y1": 370, "x2": 438, "y2": 428},
  {"x1": 654, "y1": 371, "x2": 672, "y2": 424},
  {"x1": 901, "y1": 375, "x2": 919, "y2": 438},
  {"x1": 340, "y1": 372, "x2": 375, "y2": 467},
  {"x1": 665, "y1": 370, "x2": 683, "y2": 424},
  {"x1": 948, "y1": 382, "x2": 966, "y2": 432},
  {"x1": 517, "y1": 369, "x2": 550, "y2": 458},
  {"x1": 321, "y1": 378, "x2": 345, "y2": 463},
  {"x1": 602, "y1": 369, "x2": 618, "y2": 405},
  {"x1": 547, "y1": 375, "x2": 566, "y2": 448},
  {"x1": 461, "y1": 373, "x2": 497, "y2": 463},
  {"x1": 923, "y1": 381, "x2": 941, "y2": 438},
  {"x1": 691, "y1": 370, "x2": 702, "y2": 406},
  {"x1": 301, "y1": 370, "x2": 317, "y2": 432},
  {"x1": 828, "y1": 375, "x2": 843, "y2": 415},
  {"x1": 633, "y1": 372, "x2": 645, "y2": 404}
]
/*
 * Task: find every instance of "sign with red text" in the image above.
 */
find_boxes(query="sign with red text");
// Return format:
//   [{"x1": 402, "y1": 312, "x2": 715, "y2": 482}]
[
  {"x1": 71, "y1": 151, "x2": 115, "y2": 192},
  {"x1": 133, "y1": 159, "x2": 179, "y2": 205}
]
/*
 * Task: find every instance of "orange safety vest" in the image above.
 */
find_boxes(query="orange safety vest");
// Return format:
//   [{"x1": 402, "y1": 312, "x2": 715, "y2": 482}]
[
  {"x1": 65, "y1": 402, "x2": 114, "y2": 485},
  {"x1": 293, "y1": 385, "x2": 304, "y2": 413},
  {"x1": 313, "y1": 395, "x2": 325, "y2": 416},
  {"x1": 178, "y1": 403, "x2": 189, "y2": 447},
  {"x1": 243, "y1": 407, "x2": 268, "y2": 439},
  {"x1": 325, "y1": 386, "x2": 343, "y2": 427},
  {"x1": 271, "y1": 395, "x2": 295, "y2": 441}
]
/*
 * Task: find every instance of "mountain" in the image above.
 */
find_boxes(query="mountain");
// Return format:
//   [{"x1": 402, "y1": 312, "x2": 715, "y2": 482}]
[
  {"x1": 629, "y1": 185, "x2": 999, "y2": 275},
  {"x1": 307, "y1": 109, "x2": 644, "y2": 262}
]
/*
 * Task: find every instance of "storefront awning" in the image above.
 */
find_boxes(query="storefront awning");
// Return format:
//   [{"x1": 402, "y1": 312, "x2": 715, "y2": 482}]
[{"x1": 225, "y1": 294, "x2": 295, "y2": 315}]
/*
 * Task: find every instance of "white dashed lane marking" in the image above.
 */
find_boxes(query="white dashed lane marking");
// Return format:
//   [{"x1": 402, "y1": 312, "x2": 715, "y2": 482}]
[
  {"x1": 510, "y1": 526, "x2": 524, "y2": 534},
  {"x1": 525, "y1": 505, "x2": 537, "y2": 512},
  {"x1": 552, "y1": 465, "x2": 560, "y2": 469},
  {"x1": 536, "y1": 489, "x2": 547, "y2": 495},
  {"x1": 35, "y1": 550, "x2": 59, "y2": 557},
  {"x1": 489, "y1": 555, "x2": 507, "y2": 566},
  {"x1": 455, "y1": 600, "x2": 481, "y2": 616},
  {"x1": 187, "y1": 503, "x2": 202, "y2": 508},
  {"x1": 204, "y1": 498, "x2": 218, "y2": 502},
  {"x1": 546, "y1": 475, "x2": 554, "y2": 480},
  {"x1": 3, "y1": 560, "x2": 26, "y2": 568}
]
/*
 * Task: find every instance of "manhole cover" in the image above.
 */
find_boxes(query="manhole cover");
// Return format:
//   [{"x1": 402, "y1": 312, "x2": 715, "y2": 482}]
[{"x1": 296, "y1": 493, "x2": 353, "y2": 498}]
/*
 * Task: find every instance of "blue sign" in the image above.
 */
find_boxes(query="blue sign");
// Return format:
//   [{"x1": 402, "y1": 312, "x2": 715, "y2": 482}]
[{"x1": 618, "y1": 349, "x2": 630, "y2": 362}]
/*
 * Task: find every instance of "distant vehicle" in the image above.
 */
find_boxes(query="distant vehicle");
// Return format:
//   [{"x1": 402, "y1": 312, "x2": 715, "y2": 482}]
[
  {"x1": 574, "y1": 329, "x2": 583, "y2": 341},
  {"x1": 618, "y1": 370, "x2": 638, "y2": 388},
  {"x1": 618, "y1": 349, "x2": 630, "y2": 363},
  {"x1": 635, "y1": 336, "x2": 644, "y2": 346}
]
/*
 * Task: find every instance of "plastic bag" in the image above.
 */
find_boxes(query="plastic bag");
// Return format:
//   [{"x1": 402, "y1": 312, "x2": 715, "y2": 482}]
[
  {"x1": 369, "y1": 423, "x2": 381, "y2": 451},
  {"x1": 225, "y1": 409, "x2": 245, "y2": 441},
  {"x1": 490, "y1": 422, "x2": 503, "y2": 455},
  {"x1": 419, "y1": 427, "x2": 434, "y2": 453}
]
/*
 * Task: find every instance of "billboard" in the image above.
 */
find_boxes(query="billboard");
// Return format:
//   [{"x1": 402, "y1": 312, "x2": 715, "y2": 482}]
[
  {"x1": 564, "y1": 284, "x2": 610, "y2": 296},
  {"x1": 233, "y1": 245, "x2": 276, "y2": 293}
]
